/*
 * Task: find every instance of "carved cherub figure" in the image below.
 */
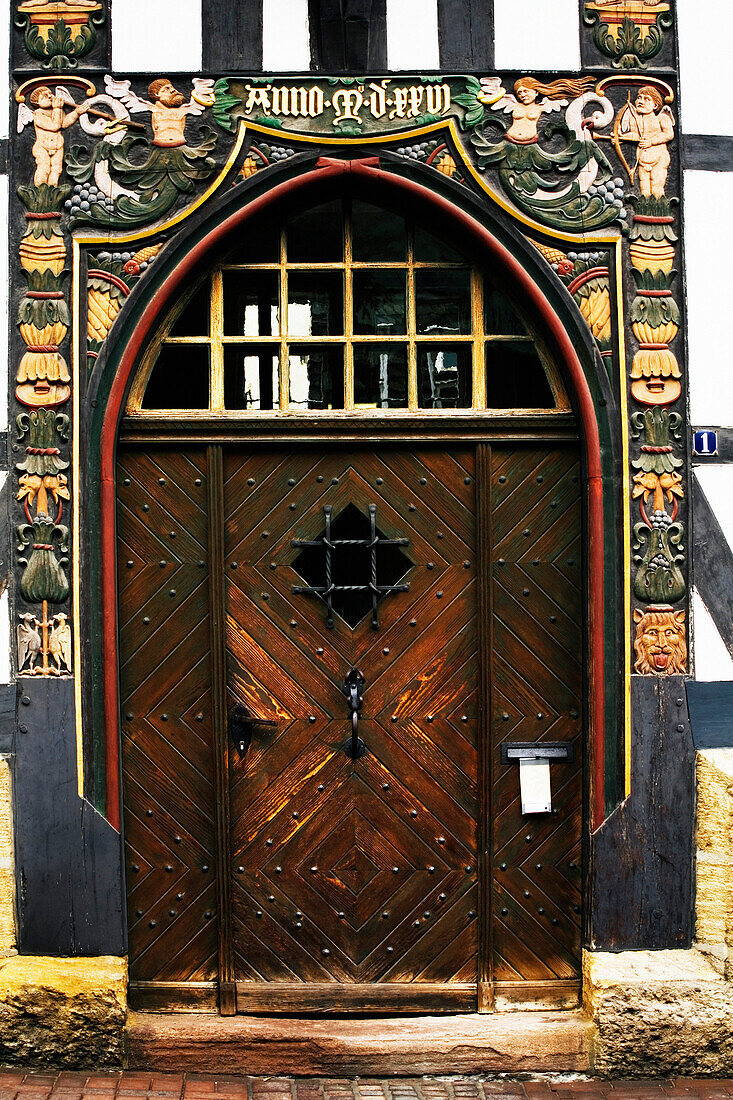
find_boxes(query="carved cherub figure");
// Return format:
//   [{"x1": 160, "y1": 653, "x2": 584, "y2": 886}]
[
  {"x1": 18, "y1": 84, "x2": 91, "y2": 186},
  {"x1": 619, "y1": 85, "x2": 674, "y2": 198},
  {"x1": 104, "y1": 76, "x2": 216, "y2": 149},
  {"x1": 17, "y1": 0, "x2": 100, "y2": 9}
]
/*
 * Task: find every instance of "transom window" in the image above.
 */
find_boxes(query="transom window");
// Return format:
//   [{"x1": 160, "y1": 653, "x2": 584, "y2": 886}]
[{"x1": 128, "y1": 198, "x2": 569, "y2": 415}]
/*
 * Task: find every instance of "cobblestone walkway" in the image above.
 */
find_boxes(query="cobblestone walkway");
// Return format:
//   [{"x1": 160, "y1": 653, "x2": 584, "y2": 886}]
[{"x1": 1, "y1": 1073, "x2": 733, "y2": 1099}]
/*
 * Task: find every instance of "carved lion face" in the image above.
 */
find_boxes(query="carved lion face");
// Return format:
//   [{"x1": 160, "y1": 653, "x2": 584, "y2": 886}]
[{"x1": 633, "y1": 607, "x2": 687, "y2": 675}]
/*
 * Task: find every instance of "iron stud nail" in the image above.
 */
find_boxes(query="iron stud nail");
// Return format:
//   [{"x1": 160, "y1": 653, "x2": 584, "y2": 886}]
[
  {"x1": 288, "y1": 478, "x2": 295, "y2": 486},
  {"x1": 523, "y1": 588, "x2": 530, "y2": 596},
  {"x1": 126, "y1": 713, "x2": 133, "y2": 720},
  {"x1": 382, "y1": 783, "x2": 390, "y2": 790},
  {"x1": 336, "y1": 912, "x2": 344, "y2": 918},
  {"x1": 383, "y1": 647, "x2": 390, "y2": 655},
  {"x1": 256, "y1": 911, "x2": 262, "y2": 919},
  {"x1": 149, "y1": 920, "x2": 156, "y2": 928},
  {"x1": 331, "y1": 478, "x2": 338, "y2": 485},
  {"x1": 410, "y1": 619, "x2": 417, "y2": 627},
  {"x1": 409, "y1": 504, "x2": 416, "y2": 511},
  {"x1": 316, "y1": 648, "x2": 324, "y2": 655},
  {"x1": 295, "y1": 921, "x2": 302, "y2": 928},
  {"x1": 123, "y1": 478, "x2": 131, "y2": 486},
  {"x1": 551, "y1": 500, "x2": 558, "y2": 508},
  {"x1": 143, "y1": 617, "x2": 150, "y2": 625},
  {"x1": 523, "y1": 528, "x2": 530, "y2": 536},
  {"x1": 310, "y1": 866, "x2": 318, "y2": 873},
  {"x1": 426, "y1": 715, "x2": 433, "y2": 722},
  {"x1": 677, "y1": 723, "x2": 685, "y2": 732},
  {"x1": 437, "y1": 532, "x2": 444, "y2": 539},
  {"x1": 161, "y1": 713, "x2": 168, "y2": 721},
  {"x1": 525, "y1": 835, "x2": 532, "y2": 843},
  {"x1": 196, "y1": 713, "x2": 203, "y2": 721},
  {"x1": 463, "y1": 560, "x2": 470, "y2": 569},
  {"x1": 427, "y1": 562, "x2": 435, "y2": 569},
  {"x1": 292, "y1": 811, "x2": 299, "y2": 818},
  {"x1": 309, "y1": 715, "x2": 316, "y2": 723},
  {"x1": 550, "y1": 615, "x2": 557, "y2": 623},
  {"x1": 538, "y1": 907, "x2": 545, "y2": 915},
  {"x1": 202, "y1": 865, "x2": 209, "y2": 872},
  {"x1": 176, "y1": 893, "x2": 183, "y2": 901},
  {"x1": 498, "y1": 558, "x2": 505, "y2": 566},
  {"x1": 533, "y1": 559, "x2": 539, "y2": 566},
  {"x1": 438, "y1": 893, "x2": 446, "y2": 900},
  {"x1": 268, "y1": 895, "x2": 274, "y2": 902},
  {"x1": 261, "y1": 531, "x2": 269, "y2": 538},
  {"x1": 126, "y1": 560, "x2": 134, "y2": 569},
  {"x1": 174, "y1": 836, "x2": 181, "y2": 844},
  {"x1": 321, "y1": 948, "x2": 330, "y2": 956},
  {"x1": 142, "y1": 504, "x2": 149, "y2": 512},
  {"x1": 275, "y1": 866, "x2": 282, "y2": 873},
  {"x1": 159, "y1": 560, "x2": 166, "y2": 568},
  {"x1": 524, "y1": 890, "x2": 530, "y2": 898},
  {"x1": 266, "y1": 839, "x2": 273, "y2": 845},
  {"x1": 204, "y1": 911, "x2": 213, "y2": 919},
  {"x1": 290, "y1": 503, "x2": 296, "y2": 510},
  {"x1": 464, "y1": 477, "x2": 471, "y2": 485},
  {"x1": 262, "y1": 593, "x2": 269, "y2": 601},
  {"x1": 419, "y1": 477, "x2": 427, "y2": 485},
  {"x1": 499, "y1": 863, "x2": 507, "y2": 871},
  {"x1": 135, "y1": 910, "x2": 143, "y2": 918},
  {"x1": 146, "y1": 809, "x2": 153, "y2": 817},
  {"x1": 437, "y1": 837, "x2": 445, "y2": 844},
  {"x1": 158, "y1": 478, "x2": 165, "y2": 485},
  {"x1": 427, "y1": 866, "x2": 435, "y2": 873},
  {"x1": 537, "y1": 713, "x2": 544, "y2": 720},
  {"x1": 387, "y1": 947, "x2": 394, "y2": 953},
  {"x1": 382, "y1": 911, "x2": 389, "y2": 919},
  {"x1": 569, "y1": 861, "x2": 576, "y2": 870},
  {"x1": 165, "y1": 865, "x2": 173, "y2": 872},
  {"x1": 169, "y1": 532, "x2": 176, "y2": 539},
  {"x1": 317, "y1": 784, "x2": 325, "y2": 792},
  {"x1": 536, "y1": 864, "x2": 542, "y2": 871},
  {"x1": 461, "y1": 715, "x2": 468, "y2": 722},
  {"x1": 198, "y1": 560, "x2": 205, "y2": 568},
  {"x1": 195, "y1": 478, "x2": 202, "y2": 486},
  {"x1": 18, "y1": 725, "x2": 27, "y2": 734},
  {"x1": 317, "y1": 475, "x2": 324, "y2": 482},
  {"x1": 501, "y1": 907, "x2": 508, "y2": 916},
  {"x1": 570, "y1": 709, "x2": 579, "y2": 718},
  {"x1": 468, "y1": 910, "x2": 476, "y2": 918},
  {"x1": 574, "y1": 905, "x2": 581, "y2": 913},
  {"x1": 411, "y1": 810, "x2": 418, "y2": 817},
  {"x1": 502, "y1": 713, "x2": 509, "y2": 721},
  {"x1": 169, "y1": 589, "x2": 176, "y2": 597},
  {"x1": 376, "y1": 478, "x2": 383, "y2": 485},
  {"x1": 290, "y1": 620, "x2": 297, "y2": 627},
  {"x1": 424, "y1": 911, "x2": 431, "y2": 918},
  {"x1": 413, "y1": 920, "x2": 420, "y2": 927},
  {"x1": 552, "y1": 918, "x2": 559, "y2": 925},
  {"x1": 296, "y1": 912, "x2": 302, "y2": 918},
  {"x1": 498, "y1": 476, "x2": 506, "y2": 483},
  {"x1": 237, "y1": 867, "x2": 244, "y2": 873},
  {"x1": 436, "y1": 591, "x2": 443, "y2": 598},
  {"x1": 132, "y1": 864, "x2": 139, "y2": 872},
  {"x1": 465, "y1": 866, "x2": 473, "y2": 873},
  {"x1": 676, "y1": 698, "x2": 684, "y2": 707},
  {"x1": 392, "y1": 866, "x2": 399, "y2": 873},
  {"x1": 169, "y1": 910, "x2": 176, "y2": 918},
  {"x1": 270, "y1": 562, "x2": 277, "y2": 570},
  {"x1": 247, "y1": 478, "x2": 255, "y2": 486}
]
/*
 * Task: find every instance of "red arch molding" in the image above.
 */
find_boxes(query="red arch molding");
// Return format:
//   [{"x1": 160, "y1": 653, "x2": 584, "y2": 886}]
[{"x1": 101, "y1": 158, "x2": 606, "y2": 832}]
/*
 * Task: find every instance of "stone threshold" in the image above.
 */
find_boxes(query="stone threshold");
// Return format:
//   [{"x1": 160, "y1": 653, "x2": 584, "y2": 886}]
[{"x1": 126, "y1": 1010, "x2": 592, "y2": 1075}]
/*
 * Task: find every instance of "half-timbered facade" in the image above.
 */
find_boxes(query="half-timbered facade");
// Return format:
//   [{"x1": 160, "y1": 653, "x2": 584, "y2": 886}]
[{"x1": 0, "y1": 0, "x2": 731, "y2": 1076}]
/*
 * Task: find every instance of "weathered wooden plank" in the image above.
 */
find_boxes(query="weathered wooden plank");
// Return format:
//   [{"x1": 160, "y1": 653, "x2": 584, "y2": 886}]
[
  {"x1": 203, "y1": 0, "x2": 264, "y2": 70},
  {"x1": 0, "y1": 685, "x2": 16, "y2": 754},
  {"x1": 14, "y1": 677, "x2": 125, "y2": 954},
  {"x1": 590, "y1": 675, "x2": 694, "y2": 950},
  {"x1": 126, "y1": 1009, "x2": 592, "y2": 1074},
  {"x1": 437, "y1": 0, "x2": 493, "y2": 68},
  {"x1": 309, "y1": 0, "x2": 387, "y2": 71},
  {"x1": 235, "y1": 982, "x2": 475, "y2": 1013},
  {"x1": 686, "y1": 681, "x2": 733, "y2": 749}
]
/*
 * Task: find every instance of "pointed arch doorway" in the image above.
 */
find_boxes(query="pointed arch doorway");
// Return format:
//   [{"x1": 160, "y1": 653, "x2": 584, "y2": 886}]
[{"x1": 109, "y1": 168, "x2": 599, "y2": 1016}]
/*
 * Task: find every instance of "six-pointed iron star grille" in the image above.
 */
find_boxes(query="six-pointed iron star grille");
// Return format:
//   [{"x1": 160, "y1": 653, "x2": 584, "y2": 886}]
[{"x1": 291, "y1": 503, "x2": 411, "y2": 630}]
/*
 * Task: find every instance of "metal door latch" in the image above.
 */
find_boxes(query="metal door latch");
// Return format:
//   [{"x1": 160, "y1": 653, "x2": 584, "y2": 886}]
[
  {"x1": 341, "y1": 667, "x2": 367, "y2": 759},
  {"x1": 228, "y1": 705, "x2": 277, "y2": 756}
]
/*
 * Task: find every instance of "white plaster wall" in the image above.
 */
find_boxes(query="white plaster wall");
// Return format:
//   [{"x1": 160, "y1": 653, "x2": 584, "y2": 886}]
[
  {"x1": 494, "y1": 0, "x2": 580, "y2": 72},
  {"x1": 111, "y1": 0, "x2": 202, "y2": 72},
  {"x1": 386, "y1": 0, "x2": 439, "y2": 70},
  {"x1": 693, "y1": 587, "x2": 733, "y2": 681},
  {"x1": 677, "y1": 0, "x2": 733, "y2": 137},
  {"x1": 0, "y1": 0, "x2": 8, "y2": 140},
  {"x1": 683, "y1": 171, "x2": 733, "y2": 427},
  {"x1": 263, "y1": 0, "x2": 311, "y2": 71}
]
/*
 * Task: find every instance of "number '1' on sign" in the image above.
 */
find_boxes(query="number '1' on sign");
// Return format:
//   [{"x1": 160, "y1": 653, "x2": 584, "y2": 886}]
[{"x1": 693, "y1": 430, "x2": 718, "y2": 456}]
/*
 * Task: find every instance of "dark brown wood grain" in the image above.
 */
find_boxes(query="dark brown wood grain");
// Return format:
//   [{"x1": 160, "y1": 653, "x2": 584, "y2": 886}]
[
  {"x1": 224, "y1": 447, "x2": 478, "y2": 1011},
  {"x1": 490, "y1": 446, "x2": 583, "y2": 983}
]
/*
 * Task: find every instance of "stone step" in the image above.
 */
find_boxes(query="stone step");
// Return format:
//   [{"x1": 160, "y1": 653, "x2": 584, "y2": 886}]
[{"x1": 126, "y1": 1010, "x2": 592, "y2": 1075}]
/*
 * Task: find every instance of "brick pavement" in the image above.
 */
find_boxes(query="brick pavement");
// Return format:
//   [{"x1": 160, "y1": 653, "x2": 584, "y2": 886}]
[{"x1": 0, "y1": 1073, "x2": 733, "y2": 1100}]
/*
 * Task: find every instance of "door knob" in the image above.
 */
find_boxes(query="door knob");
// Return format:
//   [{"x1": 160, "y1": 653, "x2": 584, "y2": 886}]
[{"x1": 228, "y1": 705, "x2": 277, "y2": 756}]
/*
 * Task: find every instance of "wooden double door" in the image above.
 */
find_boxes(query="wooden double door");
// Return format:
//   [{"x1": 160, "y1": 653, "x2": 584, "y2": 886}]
[{"x1": 117, "y1": 442, "x2": 583, "y2": 1013}]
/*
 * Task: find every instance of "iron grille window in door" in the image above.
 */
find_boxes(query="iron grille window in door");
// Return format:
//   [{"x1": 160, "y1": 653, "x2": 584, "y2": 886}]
[{"x1": 128, "y1": 198, "x2": 570, "y2": 416}]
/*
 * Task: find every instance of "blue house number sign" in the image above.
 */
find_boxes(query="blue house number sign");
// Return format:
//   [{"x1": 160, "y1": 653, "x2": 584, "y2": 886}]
[{"x1": 693, "y1": 430, "x2": 718, "y2": 456}]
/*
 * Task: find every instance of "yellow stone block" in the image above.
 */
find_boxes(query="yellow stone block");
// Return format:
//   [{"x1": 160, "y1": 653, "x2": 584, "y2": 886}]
[{"x1": 0, "y1": 759, "x2": 15, "y2": 954}]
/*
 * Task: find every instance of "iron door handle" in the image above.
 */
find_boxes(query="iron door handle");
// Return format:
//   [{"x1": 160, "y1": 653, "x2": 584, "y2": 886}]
[
  {"x1": 341, "y1": 667, "x2": 367, "y2": 759},
  {"x1": 228, "y1": 705, "x2": 277, "y2": 756}
]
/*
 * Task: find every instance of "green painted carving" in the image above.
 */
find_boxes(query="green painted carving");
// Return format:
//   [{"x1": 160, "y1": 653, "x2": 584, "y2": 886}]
[
  {"x1": 630, "y1": 268, "x2": 680, "y2": 330},
  {"x1": 632, "y1": 518, "x2": 685, "y2": 604},
  {"x1": 16, "y1": 410, "x2": 70, "y2": 478},
  {"x1": 17, "y1": 515, "x2": 69, "y2": 604},
  {"x1": 65, "y1": 129, "x2": 218, "y2": 229},
  {"x1": 15, "y1": 6, "x2": 105, "y2": 70},
  {"x1": 631, "y1": 409, "x2": 682, "y2": 475},
  {"x1": 584, "y1": 9, "x2": 673, "y2": 69}
]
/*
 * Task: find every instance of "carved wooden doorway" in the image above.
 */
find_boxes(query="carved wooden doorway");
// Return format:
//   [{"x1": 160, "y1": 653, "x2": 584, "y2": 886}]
[{"x1": 117, "y1": 438, "x2": 583, "y2": 1015}]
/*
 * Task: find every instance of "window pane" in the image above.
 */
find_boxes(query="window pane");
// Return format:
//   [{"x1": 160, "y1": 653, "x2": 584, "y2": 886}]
[
  {"x1": 351, "y1": 201, "x2": 407, "y2": 262},
  {"x1": 287, "y1": 201, "x2": 343, "y2": 263},
  {"x1": 224, "y1": 345, "x2": 279, "y2": 410},
  {"x1": 289, "y1": 345, "x2": 344, "y2": 410},
  {"x1": 354, "y1": 345, "x2": 408, "y2": 409},
  {"x1": 223, "y1": 271, "x2": 279, "y2": 337},
  {"x1": 169, "y1": 280, "x2": 209, "y2": 337},
  {"x1": 353, "y1": 271, "x2": 406, "y2": 335},
  {"x1": 417, "y1": 345, "x2": 471, "y2": 409},
  {"x1": 485, "y1": 342, "x2": 555, "y2": 408},
  {"x1": 485, "y1": 286, "x2": 529, "y2": 337},
  {"x1": 226, "y1": 221, "x2": 279, "y2": 264},
  {"x1": 415, "y1": 270, "x2": 471, "y2": 335},
  {"x1": 414, "y1": 225, "x2": 465, "y2": 264},
  {"x1": 143, "y1": 345, "x2": 210, "y2": 409},
  {"x1": 287, "y1": 272, "x2": 343, "y2": 336}
]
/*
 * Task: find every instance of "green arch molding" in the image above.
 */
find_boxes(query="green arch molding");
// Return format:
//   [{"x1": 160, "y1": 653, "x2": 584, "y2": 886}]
[{"x1": 82, "y1": 151, "x2": 624, "y2": 829}]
